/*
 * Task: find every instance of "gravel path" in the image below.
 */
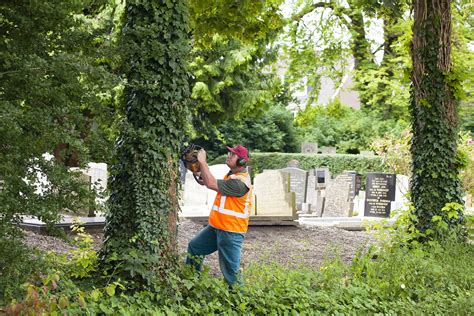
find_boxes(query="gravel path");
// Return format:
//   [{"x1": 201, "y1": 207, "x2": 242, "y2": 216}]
[{"x1": 24, "y1": 219, "x2": 377, "y2": 276}]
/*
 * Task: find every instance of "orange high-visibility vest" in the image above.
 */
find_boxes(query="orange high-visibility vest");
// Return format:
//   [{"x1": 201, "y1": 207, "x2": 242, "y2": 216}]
[{"x1": 208, "y1": 171, "x2": 252, "y2": 233}]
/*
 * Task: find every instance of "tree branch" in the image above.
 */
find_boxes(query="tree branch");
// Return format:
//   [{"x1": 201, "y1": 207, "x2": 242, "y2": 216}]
[{"x1": 288, "y1": 2, "x2": 352, "y2": 29}]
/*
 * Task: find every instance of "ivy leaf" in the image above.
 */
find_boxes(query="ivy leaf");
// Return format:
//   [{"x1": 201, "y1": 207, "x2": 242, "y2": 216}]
[{"x1": 105, "y1": 284, "x2": 116, "y2": 297}]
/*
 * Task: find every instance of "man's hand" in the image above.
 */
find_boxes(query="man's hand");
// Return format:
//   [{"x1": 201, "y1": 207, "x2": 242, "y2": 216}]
[
  {"x1": 194, "y1": 148, "x2": 218, "y2": 191},
  {"x1": 197, "y1": 149, "x2": 207, "y2": 164}
]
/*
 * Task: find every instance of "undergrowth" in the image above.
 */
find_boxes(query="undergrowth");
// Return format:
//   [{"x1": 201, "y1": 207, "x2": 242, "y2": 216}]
[{"x1": 2, "y1": 220, "x2": 473, "y2": 315}]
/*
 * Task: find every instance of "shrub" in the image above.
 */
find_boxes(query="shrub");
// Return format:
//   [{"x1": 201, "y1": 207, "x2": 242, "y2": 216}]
[
  {"x1": 458, "y1": 132, "x2": 474, "y2": 195},
  {"x1": 0, "y1": 229, "x2": 46, "y2": 306},
  {"x1": 371, "y1": 128, "x2": 412, "y2": 176},
  {"x1": 9, "y1": 238, "x2": 473, "y2": 314},
  {"x1": 210, "y1": 152, "x2": 387, "y2": 179},
  {"x1": 295, "y1": 100, "x2": 408, "y2": 154},
  {"x1": 7, "y1": 225, "x2": 473, "y2": 315}
]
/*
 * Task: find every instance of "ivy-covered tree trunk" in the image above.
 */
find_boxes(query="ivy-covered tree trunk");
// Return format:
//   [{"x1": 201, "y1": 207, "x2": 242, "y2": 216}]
[
  {"x1": 410, "y1": 0, "x2": 463, "y2": 237},
  {"x1": 101, "y1": 1, "x2": 190, "y2": 283}
]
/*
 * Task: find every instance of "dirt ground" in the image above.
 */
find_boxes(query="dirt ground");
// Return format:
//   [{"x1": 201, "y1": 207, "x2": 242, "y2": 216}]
[{"x1": 24, "y1": 219, "x2": 378, "y2": 276}]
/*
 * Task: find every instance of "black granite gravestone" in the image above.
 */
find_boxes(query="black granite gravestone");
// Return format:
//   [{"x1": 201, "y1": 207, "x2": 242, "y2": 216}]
[{"x1": 364, "y1": 173, "x2": 396, "y2": 217}]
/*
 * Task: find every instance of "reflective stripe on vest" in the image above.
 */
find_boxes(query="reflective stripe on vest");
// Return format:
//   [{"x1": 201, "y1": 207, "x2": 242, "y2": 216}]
[{"x1": 211, "y1": 190, "x2": 251, "y2": 218}]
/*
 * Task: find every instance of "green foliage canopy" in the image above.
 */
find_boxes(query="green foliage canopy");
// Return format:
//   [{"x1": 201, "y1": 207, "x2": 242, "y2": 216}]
[
  {"x1": 0, "y1": 0, "x2": 118, "y2": 230},
  {"x1": 187, "y1": 0, "x2": 287, "y2": 139},
  {"x1": 295, "y1": 100, "x2": 407, "y2": 154}
]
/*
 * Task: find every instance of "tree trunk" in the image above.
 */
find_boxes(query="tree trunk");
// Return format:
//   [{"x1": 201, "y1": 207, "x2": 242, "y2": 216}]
[
  {"x1": 346, "y1": 5, "x2": 376, "y2": 109},
  {"x1": 100, "y1": 0, "x2": 190, "y2": 284},
  {"x1": 410, "y1": 0, "x2": 463, "y2": 237},
  {"x1": 348, "y1": 9, "x2": 373, "y2": 70},
  {"x1": 374, "y1": 16, "x2": 401, "y2": 119}
]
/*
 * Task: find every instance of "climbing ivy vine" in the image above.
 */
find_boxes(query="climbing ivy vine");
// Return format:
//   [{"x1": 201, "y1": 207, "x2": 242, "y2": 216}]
[
  {"x1": 410, "y1": 0, "x2": 464, "y2": 238},
  {"x1": 101, "y1": 0, "x2": 190, "y2": 285}
]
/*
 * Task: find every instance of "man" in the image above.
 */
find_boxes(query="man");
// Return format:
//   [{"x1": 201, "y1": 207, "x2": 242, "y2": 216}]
[{"x1": 186, "y1": 144, "x2": 252, "y2": 286}]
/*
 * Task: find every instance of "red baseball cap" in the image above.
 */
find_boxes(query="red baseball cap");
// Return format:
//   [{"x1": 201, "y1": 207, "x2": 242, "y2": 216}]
[{"x1": 226, "y1": 144, "x2": 249, "y2": 160}]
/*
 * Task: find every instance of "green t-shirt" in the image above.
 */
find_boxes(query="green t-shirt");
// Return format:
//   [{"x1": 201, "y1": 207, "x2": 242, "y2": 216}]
[{"x1": 217, "y1": 172, "x2": 250, "y2": 197}]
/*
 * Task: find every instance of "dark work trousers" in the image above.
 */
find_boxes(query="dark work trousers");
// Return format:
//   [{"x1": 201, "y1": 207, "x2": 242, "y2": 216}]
[{"x1": 186, "y1": 225, "x2": 245, "y2": 286}]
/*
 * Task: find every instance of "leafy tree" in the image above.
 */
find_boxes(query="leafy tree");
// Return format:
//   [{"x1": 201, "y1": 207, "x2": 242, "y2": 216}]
[
  {"x1": 187, "y1": 0, "x2": 286, "y2": 139},
  {"x1": 188, "y1": 36, "x2": 279, "y2": 134},
  {"x1": 223, "y1": 98, "x2": 298, "y2": 153},
  {"x1": 100, "y1": 0, "x2": 190, "y2": 285},
  {"x1": 295, "y1": 99, "x2": 407, "y2": 153},
  {"x1": 190, "y1": 0, "x2": 284, "y2": 48},
  {"x1": 283, "y1": 0, "x2": 411, "y2": 120},
  {"x1": 453, "y1": 0, "x2": 474, "y2": 134},
  {"x1": 193, "y1": 83, "x2": 298, "y2": 158},
  {"x1": 0, "y1": 0, "x2": 117, "y2": 227},
  {"x1": 409, "y1": 0, "x2": 464, "y2": 238},
  {"x1": 460, "y1": 105, "x2": 474, "y2": 134}
]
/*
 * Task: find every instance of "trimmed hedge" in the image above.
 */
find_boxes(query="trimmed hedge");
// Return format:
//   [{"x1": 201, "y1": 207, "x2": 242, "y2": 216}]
[{"x1": 210, "y1": 152, "x2": 388, "y2": 177}]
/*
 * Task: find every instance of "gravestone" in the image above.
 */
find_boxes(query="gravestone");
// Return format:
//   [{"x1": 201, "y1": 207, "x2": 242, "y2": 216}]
[
  {"x1": 360, "y1": 150, "x2": 374, "y2": 156},
  {"x1": 253, "y1": 170, "x2": 296, "y2": 216},
  {"x1": 287, "y1": 159, "x2": 300, "y2": 168},
  {"x1": 69, "y1": 163, "x2": 108, "y2": 216},
  {"x1": 338, "y1": 171, "x2": 362, "y2": 198},
  {"x1": 322, "y1": 176, "x2": 353, "y2": 217},
  {"x1": 250, "y1": 191, "x2": 256, "y2": 216},
  {"x1": 466, "y1": 194, "x2": 472, "y2": 208},
  {"x1": 315, "y1": 167, "x2": 331, "y2": 186},
  {"x1": 353, "y1": 190, "x2": 366, "y2": 217},
  {"x1": 364, "y1": 173, "x2": 396, "y2": 217},
  {"x1": 77, "y1": 173, "x2": 94, "y2": 216},
  {"x1": 319, "y1": 146, "x2": 337, "y2": 154},
  {"x1": 301, "y1": 142, "x2": 318, "y2": 153},
  {"x1": 206, "y1": 164, "x2": 231, "y2": 207},
  {"x1": 86, "y1": 162, "x2": 108, "y2": 206},
  {"x1": 305, "y1": 168, "x2": 331, "y2": 215},
  {"x1": 280, "y1": 167, "x2": 308, "y2": 211},
  {"x1": 391, "y1": 174, "x2": 410, "y2": 212},
  {"x1": 181, "y1": 171, "x2": 209, "y2": 216}
]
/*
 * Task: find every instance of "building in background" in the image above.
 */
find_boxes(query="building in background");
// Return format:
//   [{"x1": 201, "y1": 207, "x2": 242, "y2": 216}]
[{"x1": 281, "y1": 57, "x2": 361, "y2": 116}]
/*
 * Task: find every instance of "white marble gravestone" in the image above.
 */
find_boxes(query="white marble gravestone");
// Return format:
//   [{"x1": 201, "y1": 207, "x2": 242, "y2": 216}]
[
  {"x1": 87, "y1": 163, "x2": 108, "y2": 205},
  {"x1": 253, "y1": 170, "x2": 296, "y2": 216},
  {"x1": 391, "y1": 174, "x2": 409, "y2": 213},
  {"x1": 69, "y1": 162, "x2": 108, "y2": 206},
  {"x1": 181, "y1": 171, "x2": 209, "y2": 216},
  {"x1": 305, "y1": 168, "x2": 331, "y2": 215}
]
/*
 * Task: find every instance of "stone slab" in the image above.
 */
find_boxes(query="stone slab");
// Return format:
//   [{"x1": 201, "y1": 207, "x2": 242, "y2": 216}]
[
  {"x1": 280, "y1": 167, "x2": 308, "y2": 211},
  {"x1": 253, "y1": 170, "x2": 296, "y2": 216},
  {"x1": 185, "y1": 215, "x2": 298, "y2": 226},
  {"x1": 298, "y1": 216, "x2": 397, "y2": 231},
  {"x1": 301, "y1": 142, "x2": 318, "y2": 153},
  {"x1": 20, "y1": 215, "x2": 105, "y2": 234},
  {"x1": 322, "y1": 176, "x2": 353, "y2": 217}
]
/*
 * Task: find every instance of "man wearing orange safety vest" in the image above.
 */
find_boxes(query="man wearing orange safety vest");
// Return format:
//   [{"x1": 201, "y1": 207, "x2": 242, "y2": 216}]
[{"x1": 186, "y1": 144, "x2": 252, "y2": 286}]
